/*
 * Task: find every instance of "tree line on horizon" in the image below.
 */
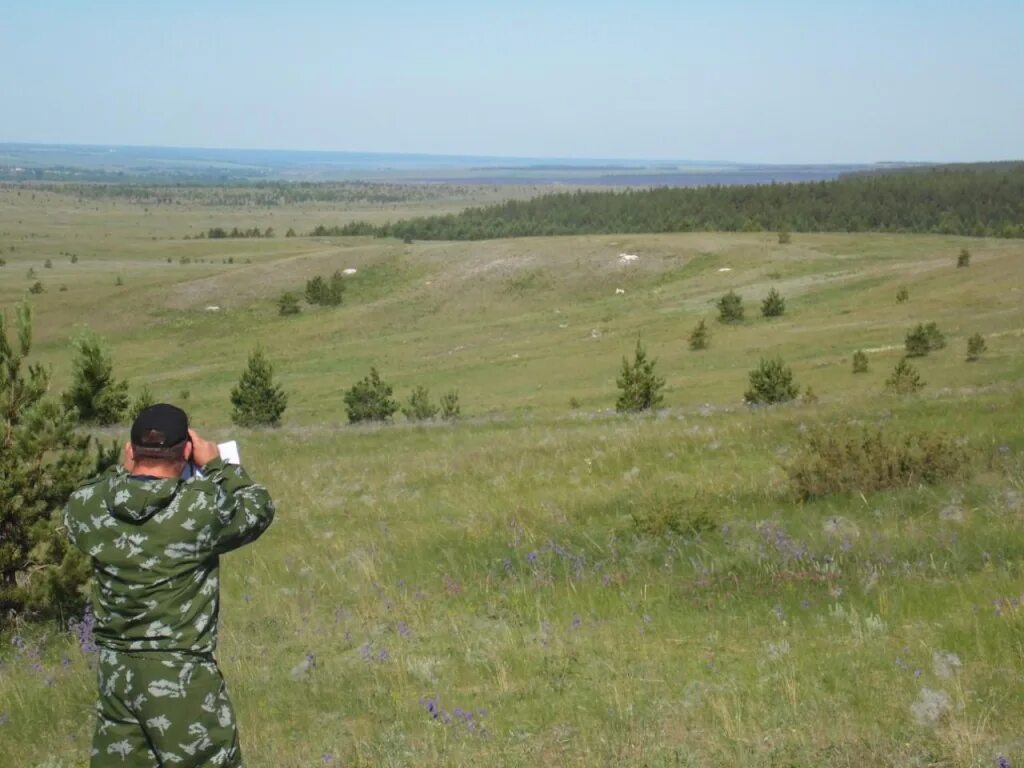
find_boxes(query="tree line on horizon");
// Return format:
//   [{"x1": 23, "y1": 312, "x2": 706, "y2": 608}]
[{"x1": 310, "y1": 163, "x2": 1024, "y2": 241}]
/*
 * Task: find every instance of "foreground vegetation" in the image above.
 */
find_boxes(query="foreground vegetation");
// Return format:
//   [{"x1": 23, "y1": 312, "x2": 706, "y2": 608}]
[{"x1": 1, "y1": 183, "x2": 1023, "y2": 766}]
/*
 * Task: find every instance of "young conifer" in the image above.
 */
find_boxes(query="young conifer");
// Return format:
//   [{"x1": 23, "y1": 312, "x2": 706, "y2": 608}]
[
  {"x1": 761, "y1": 287, "x2": 786, "y2": 318},
  {"x1": 230, "y1": 348, "x2": 288, "y2": 427},
  {"x1": 63, "y1": 332, "x2": 130, "y2": 424},
  {"x1": 616, "y1": 339, "x2": 665, "y2": 413},
  {"x1": 689, "y1": 319, "x2": 710, "y2": 350}
]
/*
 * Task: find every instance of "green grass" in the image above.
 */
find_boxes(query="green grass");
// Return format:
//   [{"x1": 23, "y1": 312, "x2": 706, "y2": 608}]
[{"x1": 1, "y1": 186, "x2": 1023, "y2": 766}]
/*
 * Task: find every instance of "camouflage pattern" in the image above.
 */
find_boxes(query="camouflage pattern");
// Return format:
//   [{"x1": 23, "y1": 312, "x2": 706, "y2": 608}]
[
  {"x1": 93, "y1": 648, "x2": 240, "y2": 766},
  {"x1": 64, "y1": 457, "x2": 274, "y2": 767}
]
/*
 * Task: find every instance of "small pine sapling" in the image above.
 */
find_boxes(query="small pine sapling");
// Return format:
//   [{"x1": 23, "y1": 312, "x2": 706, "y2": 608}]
[
  {"x1": 761, "y1": 287, "x2": 786, "y2": 318},
  {"x1": 743, "y1": 357, "x2": 799, "y2": 405},
  {"x1": 966, "y1": 333, "x2": 986, "y2": 361},
  {"x1": 716, "y1": 290, "x2": 744, "y2": 324},
  {"x1": 230, "y1": 348, "x2": 288, "y2": 427},
  {"x1": 885, "y1": 358, "x2": 925, "y2": 394},
  {"x1": 852, "y1": 350, "x2": 869, "y2": 373},
  {"x1": 616, "y1": 339, "x2": 666, "y2": 413},
  {"x1": 688, "y1": 318, "x2": 710, "y2": 350}
]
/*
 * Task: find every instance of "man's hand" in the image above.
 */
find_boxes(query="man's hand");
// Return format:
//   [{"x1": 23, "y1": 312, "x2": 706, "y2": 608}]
[{"x1": 188, "y1": 429, "x2": 220, "y2": 467}]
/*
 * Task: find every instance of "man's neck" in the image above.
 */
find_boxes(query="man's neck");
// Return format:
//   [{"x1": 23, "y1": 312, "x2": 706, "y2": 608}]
[{"x1": 130, "y1": 461, "x2": 182, "y2": 479}]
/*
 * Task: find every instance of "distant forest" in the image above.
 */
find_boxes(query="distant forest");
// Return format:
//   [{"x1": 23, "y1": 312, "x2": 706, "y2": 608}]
[{"x1": 315, "y1": 163, "x2": 1024, "y2": 240}]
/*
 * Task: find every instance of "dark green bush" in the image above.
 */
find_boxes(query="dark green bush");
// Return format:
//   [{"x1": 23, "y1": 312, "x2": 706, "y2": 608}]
[
  {"x1": 761, "y1": 287, "x2": 786, "y2": 318},
  {"x1": 62, "y1": 333, "x2": 129, "y2": 424},
  {"x1": 966, "y1": 333, "x2": 987, "y2": 361},
  {"x1": 744, "y1": 357, "x2": 799, "y2": 405},
  {"x1": 956, "y1": 248, "x2": 970, "y2": 267},
  {"x1": 716, "y1": 290, "x2": 744, "y2": 323},
  {"x1": 885, "y1": 357, "x2": 925, "y2": 394},
  {"x1": 616, "y1": 340, "x2": 665, "y2": 413},
  {"x1": 787, "y1": 426, "x2": 971, "y2": 500},
  {"x1": 852, "y1": 350, "x2": 869, "y2": 373},
  {"x1": 230, "y1": 348, "x2": 288, "y2": 427},
  {"x1": 344, "y1": 367, "x2": 398, "y2": 423},
  {"x1": 278, "y1": 292, "x2": 301, "y2": 316},
  {"x1": 905, "y1": 322, "x2": 945, "y2": 357},
  {"x1": 688, "y1": 318, "x2": 709, "y2": 350},
  {"x1": 896, "y1": 286, "x2": 909, "y2": 303},
  {"x1": 305, "y1": 271, "x2": 345, "y2": 306}
]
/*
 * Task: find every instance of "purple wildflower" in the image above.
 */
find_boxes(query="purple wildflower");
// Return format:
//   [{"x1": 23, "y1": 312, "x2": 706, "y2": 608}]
[
  {"x1": 69, "y1": 605, "x2": 98, "y2": 654},
  {"x1": 397, "y1": 621, "x2": 412, "y2": 638},
  {"x1": 997, "y1": 756, "x2": 1011, "y2": 768},
  {"x1": 0, "y1": 713, "x2": 8, "y2": 726},
  {"x1": 526, "y1": 551, "x2": 538, "y2": 564},
  {"x1": 571, "y1": 615, "x2": 582, "y2": 630}
]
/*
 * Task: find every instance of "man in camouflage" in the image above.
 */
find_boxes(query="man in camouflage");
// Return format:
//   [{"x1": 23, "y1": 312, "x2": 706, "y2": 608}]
[{"x1": 64, "y1": 404, "x2": 275, "y2": 767}]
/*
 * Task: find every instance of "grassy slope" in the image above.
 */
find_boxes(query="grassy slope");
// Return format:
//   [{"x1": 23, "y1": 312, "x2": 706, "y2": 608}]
[{"x1": 1, "y1": 187, "x2": 1023, "y2": 767}]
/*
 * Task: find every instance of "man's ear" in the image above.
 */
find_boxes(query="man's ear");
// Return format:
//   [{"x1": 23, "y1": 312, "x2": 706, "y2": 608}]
[
  {"x1": 123, "y1": 442, "x2": 136, "y2": 472},
  {"x1": 183, "y1": 441, "x2": 193, "y2": 462}
]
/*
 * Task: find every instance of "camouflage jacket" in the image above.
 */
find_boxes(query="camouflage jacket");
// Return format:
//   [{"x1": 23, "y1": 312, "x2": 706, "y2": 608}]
[{"x1": 63, "y1": 458, "x2": 274, "y2": 655}]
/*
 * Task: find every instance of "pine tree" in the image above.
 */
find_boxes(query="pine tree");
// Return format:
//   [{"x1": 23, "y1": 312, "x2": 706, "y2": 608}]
[
  {"x1": 852, "y1": 350, "x2": 869, "y2": 373},
  {"x1": 278, "y1": 292, "x2": 301, "y2": 316},
  {"x1": 688, "y1": 319, "x2": 710, "y2": 350},
  {"x1": 1, "y1": 303, "x2": 94, "y2": 624},
  {"x1": 744, "y1": 357, "x2": 799, "y2": 405},
  {"x1": 344, "y1": 367, "x2": 398, "y2": 423},
  {"x1": 62, "y1": 332, "x2": 130, "y2": 424},
  {"x1": 402, "y1": 385, "x2": 439, "y2": 421},
  {"x1": 966, "y1": 333, "x2": 986, "y2": 361},
  {"x1": 716, "y1": 290, "x2": 744, "y2": 323},
  {"x1": 129, "y1": 385, "x2": 155, "y2": 421},
  {"x1": 896, "y1": 286, "x2": 910, "y2": 303},
  {"x1": 885, "y1": 358, "x2": 925, "y2": 394},
  {"x1": 904, "y1": 324, "x2": 932, "y2": 357},
  {"x1": 956, "y1": 248, "x2": 971, "y2": 268},
  {"x1": 439, "y1": 390, "x2": 461, "y2": 421},
  {"x1": 230, "y1": 348, "x2": 288, "y2": 427},
  {"x1": 761, "y1": 287, "x2": 786, "y2": 318},
  {"x1": 616, "y1": 339, "x2": 665, "y2": 413}
]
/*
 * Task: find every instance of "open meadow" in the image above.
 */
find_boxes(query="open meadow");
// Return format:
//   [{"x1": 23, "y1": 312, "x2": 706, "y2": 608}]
[{"x1": 1, "y1": 184, "x2": 1023, "y2": 767}]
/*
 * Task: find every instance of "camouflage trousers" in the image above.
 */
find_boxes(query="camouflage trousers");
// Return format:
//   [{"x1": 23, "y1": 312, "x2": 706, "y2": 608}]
[{"x1": 92, "y1": 647, "x2": 242, "y2": 767}]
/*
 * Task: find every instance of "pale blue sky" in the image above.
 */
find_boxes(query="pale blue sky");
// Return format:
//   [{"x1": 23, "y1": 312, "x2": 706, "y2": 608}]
[{"x1": 1, "y1": 1, "x2": 1021, "y2": 162}]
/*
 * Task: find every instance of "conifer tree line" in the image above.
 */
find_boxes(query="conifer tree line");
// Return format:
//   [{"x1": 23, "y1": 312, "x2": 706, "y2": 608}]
[{"x1": 315, "y1": 164, "x2": 1024, "y2": 241}]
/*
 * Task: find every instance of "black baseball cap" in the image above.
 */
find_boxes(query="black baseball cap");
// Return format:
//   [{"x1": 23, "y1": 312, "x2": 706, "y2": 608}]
[{"x1": 131, "y1": 403, "x2": 189, "y2": 450}]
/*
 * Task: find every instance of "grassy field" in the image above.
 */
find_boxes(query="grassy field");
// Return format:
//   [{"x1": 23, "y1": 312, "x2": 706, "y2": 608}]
[{"x1": 1, "y1": 184, "x2": 1023, "y2": 767}]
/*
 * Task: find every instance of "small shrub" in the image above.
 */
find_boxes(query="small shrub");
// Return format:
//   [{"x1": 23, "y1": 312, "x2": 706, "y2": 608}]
[
  {"x1": 278, "y1": 292, "x2": 301, "y2": 316},
  {"x1": 966, "y1": 333, "x2": 986, "y2": 361},
  {"x1": 923, "y1": 322, "x2": 946, "y2": 350},
  {"x1": 59, "y1": 284, "x2": 68, "y2": 292},
  {"x1": 230, "y1": 348, "x2": 288, "y2": 427},
  {"x1": 27, "y1": 267, "x2": 36, "y2": 279},
  {"x1": 885, "y1": 357, "x2": 925, "y2": 394},
  {"x1": 0, "y1": 257, "x2": 6, "y2": 266},
  {"x1": 344, "y1": 367, "x2": 398, "y2": 423},
  {"x1": 439, "y1": 390, "x2": 461, "y2": 421},
  {"x1": 905, "y1": 322, "x2": 944, "y2": 357},
  {"x1": 852, "y1": 350, "x2": 869, "y2": 373},
  {"x1": 28, "y1": 281, "x2": 44, "y2": 294},
  {"x1": 402, "y1": 385, "x2": 439, "y2": 421},
  {"x1": 62, "y1": 333, "x2": 130, "y2": 424},
  {"x1": 689, "y1": 318, "x2": 709, "y2": 350},
  {"x1": 631, "y1": 492, "x2": 718, "y2": 538},
  {"x1": 285, "y1": 228, "x2": 297, "y2": 238},
  {"x1": 896, "y1": 286, "x2": 909, "y2": 303},
  {"x1": 70, "y1": 253, "x2": 78, "y2": 264},
  {"x1": 179, "y1": 388, "x2": 190, "y2": 402},
  {"x1": 801, "y1": 386, "x2": 819, "y2": 405},
  {"x1": 305, "y1": 271, "x2": 345, "y2": 306},
  {"x1": 568, "y1": 396, "x2": 581, "y2": 410},
  {"x1": 716, "y1": 290, "x2": 744, "y2": 323},
  {"x1": 129, "y1": 385, "x2": 155, "y2": 422},
  {"x1": 616, "y1": 339, "x2": 665, "y2": 413},
  {"x1": 777, "y1": 231, "x2": 791, "y2": 245},
  {"x1": 744, "y1": 357, "x2": 799, "y2": 405},
  {"x1": 44, "y1": 258, "x2": 52, "y2": 269},
  {"x1": 787, "y1": 425, "x2": 971, "y2": 500},
  {"x1": 761, "y1": 287, "x2": 786, "y2": 318},
  {"x1": 115, "y1": 275, "x2": 124, "y2": 286},
  {"x1": 956, "y1": 248, "x2": 970, "y2": 268}
]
